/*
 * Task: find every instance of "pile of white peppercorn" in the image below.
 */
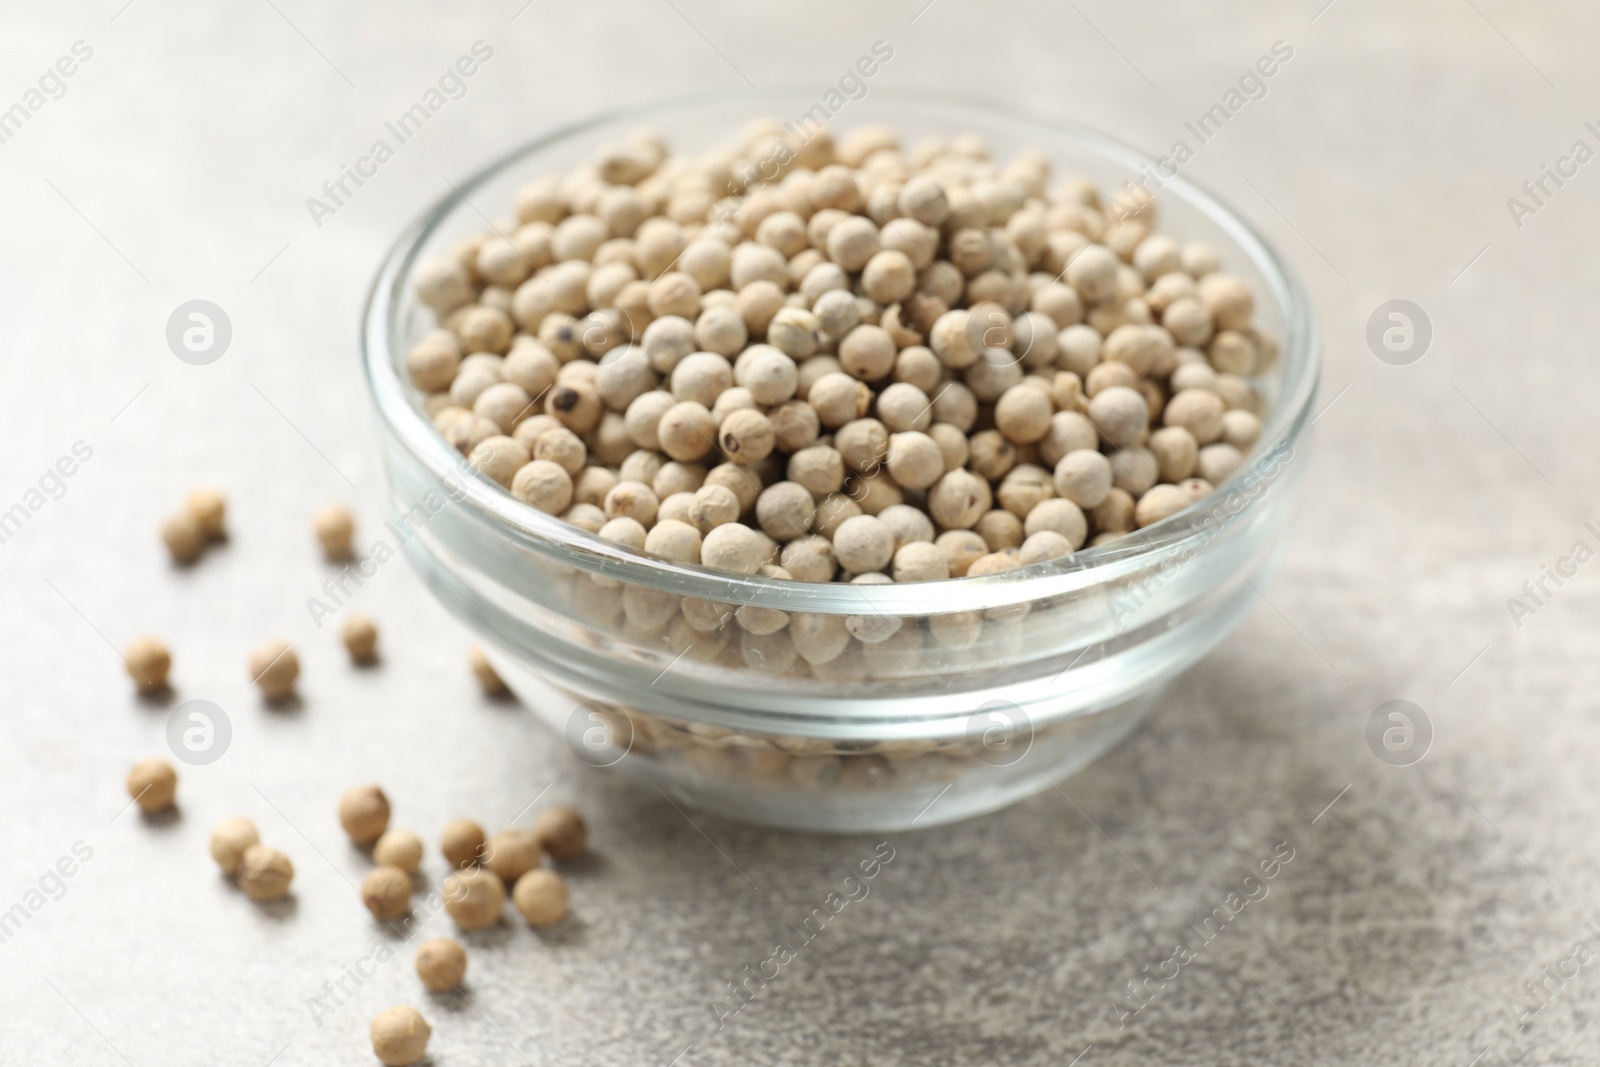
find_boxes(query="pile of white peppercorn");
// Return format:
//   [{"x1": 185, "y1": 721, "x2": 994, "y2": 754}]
[{"x1": 406, "y1": 121, "x2": 1274, "y2": 584}]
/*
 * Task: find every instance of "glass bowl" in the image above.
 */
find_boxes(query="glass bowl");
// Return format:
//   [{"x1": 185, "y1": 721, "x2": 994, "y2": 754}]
[{"x1": 361, "y1": 90, "x2": 1318, "y2": 832}]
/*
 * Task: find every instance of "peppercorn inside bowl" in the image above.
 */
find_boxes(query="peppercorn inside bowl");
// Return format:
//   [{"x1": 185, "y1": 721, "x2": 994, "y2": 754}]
[{"x1": 362, "y1": 91, "x2": 1317, "y2": 832}]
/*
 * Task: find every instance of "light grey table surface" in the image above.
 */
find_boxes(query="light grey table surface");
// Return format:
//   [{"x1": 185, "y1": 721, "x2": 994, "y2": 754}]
[{"x1": 3, "y1": 2, "x2": 1597, "y2": 1064}]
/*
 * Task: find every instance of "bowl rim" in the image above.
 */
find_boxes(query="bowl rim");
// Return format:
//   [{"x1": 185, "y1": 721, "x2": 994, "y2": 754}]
[{"x1": 362, "y1": 87, "x2": 1319, "y2": 615}]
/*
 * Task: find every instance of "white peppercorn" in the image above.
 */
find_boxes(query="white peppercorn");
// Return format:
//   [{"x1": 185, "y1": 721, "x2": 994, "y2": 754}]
[
  {"x1": 1148, "y1": 426, "x2": 1200, "y2": 482},
  {"x1": 1134, "y1": 483, "x2": 1191, "y2": 528},
  {"x1": 832, "y1": 515, "x2": 895, "y2": 575},
  {"x1": 645, "y1": 519, "x2": 702, "y2": 563},
  {"x1": 689, "y1": 483, "x2": 742, "y2": 532},
  {"x1": 126, "y1": 758, "x2": 177, "y2": 813},
  {"x1": 443, "y1": 866, "x2": 505, "y2": 930},
  {"x1": 416, "y1": 938, "x2": 467, "y2": 993},
  {"x1": 1018, "y1": 530, "x2": 1074, "y2": 564},
  {"x1": 1087, "y1": 385, "x2": 1148, "y2": 447},
  {"x1": 703, "y1": 461, "x2": 762, "y2": 513},
  {"x1": 718, "y1": 408, "x2": 776, "y2": 465},
  {"x1": 362, "y1": 865, "x2": 413, "y2": 921},
  {"x1": 787, "y1": 445, "x2": 845, "y2": 496},
  {"x1": 658, "y1": 401, "x2": 716, "y2": 462},
  {"x1": 809, "y1": 372, "x2": 871, "y2": 428},
  {"x1": 838, "y1": 325, "x2": 896, "y2": 382},
  {"x1": 652, "y1": 460, "x2": 706, "y2": 499},
  {"x1": 995, "y1": 384, "x2": 1052, "y2": 445},
  {"x1": 468, "y1": 435, "x2": 530, "y2": 489},
  {"x1": 511, "y1": 460, "x2": 573, "y2": 514},
  {"x1": 1023, "y1": 498, "x2": 1088, "y2": 549},
  {"x1": 1197, "y1": 442, "x2": 1244, "y2": 485},
  {"x1": 209, "y1": 817, "x2": 260, "y2": 875},
  {"x1": 893, "y1": 541, "x2": 949, "y2": 582},
  {"x1": 929, "y1": 469, "x2": 991, "y2": 530},
  {"x1": 755, "y1": 481, "x2": 815, "y2": 541},
  {"x1": 1164, "y1": 387, "x2": 1225, "y2": 445},
  {"x1": 967, "y1": 430, "x2": 1016, "y2": 482},
  {"x1": 1221, "y1": 409, "x2": 1263, "y2": 450},
  {"x1": 997, "y1": 464, "x2": 1055, "y2": 517},
  {"x1": 1110, "y1": 447, "x2": 1160, "y2": 496},
  {"x1": 976, "y1": 509, "x2": 1025, "y2": 552},
  {"x1": 934, "y1": 529, "x2": 988, "y2": 577},
  {"x1": 878, "y1": 503, "x2": 936, "y2": 549},
  {"x1": 604, "y1": 481, "x2": 659, "y2": 526},
  {"x1": 238, "y1": 844, "x2": 295, "y2": 902},
  {"x1": 885, "y1": 431, "x2": 944, "y2": 490},
  {"x1": 249, "y1": 639, "x2": 299, "y2": 701},
  {"x1": 1052, "y1": 449, "x2": 1113, "y2": 509}
]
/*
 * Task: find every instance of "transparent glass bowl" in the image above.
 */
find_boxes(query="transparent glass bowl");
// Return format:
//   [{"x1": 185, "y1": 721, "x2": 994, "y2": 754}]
[{"x1": 361, "y1": 91, "x2": 1318, "y2": 832}]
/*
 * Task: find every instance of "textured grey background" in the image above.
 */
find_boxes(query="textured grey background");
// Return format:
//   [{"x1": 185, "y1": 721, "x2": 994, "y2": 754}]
[{"x1": 2, "y1": 1, "x2": 1597, "y2": 1064}]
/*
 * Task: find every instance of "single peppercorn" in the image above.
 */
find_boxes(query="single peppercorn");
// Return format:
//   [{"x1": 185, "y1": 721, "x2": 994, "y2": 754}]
[
  {"x1": 342, "y1": 614, "x2": 379, "y2": 665},
  {"x1": 248, "y1": 639, "x2": 299, "y2": 701},
  {"x1": 362, "y1": 864, "x2": 414, "y2": 921},
  {"x1": 534, "y1": 805, "x2": 588, "y2": 860},
  {"x1": 416, "y1": 938, "x2": 468, "y2": 992},
  {"x1": 209, "y1": 817, "x2": 260, "y2": 876},
  {"x1": 512, "y1": 868, "x2": 571, "y2": 927},
  {"x1": 312, "y1": 504, "x2": 356, "y2": 560},
  {"x1": 237, "y1": 844, "x2": 295, "y2": 902},
  {"x1": 373, "y1": 829, "x2": 424, "y2": 873},
  {"x1": 124, "y1": 636, "x2": 172, "y2": 694},
  {"x1": 339, "y1": 784, "x2": 392, "y2": 846},
  {"x1": 442, "y1": 866, "x2": 505, "y2": 930},
  {"x1": 370, "y1": 1006, "x2": 431, "y2": 1067},
  {"x1": 126, "y1": 758, "x2": 177, "y2": 813}
]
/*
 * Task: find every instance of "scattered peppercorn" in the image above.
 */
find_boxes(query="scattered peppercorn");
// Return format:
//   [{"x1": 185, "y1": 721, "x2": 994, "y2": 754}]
[
  {"x1": 237, "y1": 844, "x2": 295, "y2": 901},
  {"x1": 339, "y1": 784, "x2": 392, "y2": 846},
  {"x1": 512, "y1": 868, "x2": 570, "y2": 927},
  {"x1": 362, "y1": 864, "x2": 414, "y2": 920},
  {"x1": 373, "y1": 828, "x2": 424, "y2": 873},
  {"x1": 415, "y1": 938, "x2": 468, "y2": 992},
  {"x1": 534, "y1": 805, "x2": 587, "y2": 860},
  {"x1": 342, "y1": 614, "x2": 379, "y2": 665},
  {"x1": 312, "y1": 504, "x2": 356, "y2": 560},
  {"x1": 248, "y1": 639, "x2": 299, "y2": 701},
  {"x1": 442, "y1": 866, "x2": 505, "y2": 930},
  {"x1": 370, "y1": 1006, "x2": 431, "y2": 1066},
  {"x1": 126, "y1": 758, "x2": 177, "y2": 813},
  {"x1": 209, "y1": 817, "x2": 260, "y2": 875},
  {"x1": 440, "y1": 819, "x2": 487, "y2": 870},
  {"x1": 124, "y1": 636, "x2": 171, "y2": 694}
]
